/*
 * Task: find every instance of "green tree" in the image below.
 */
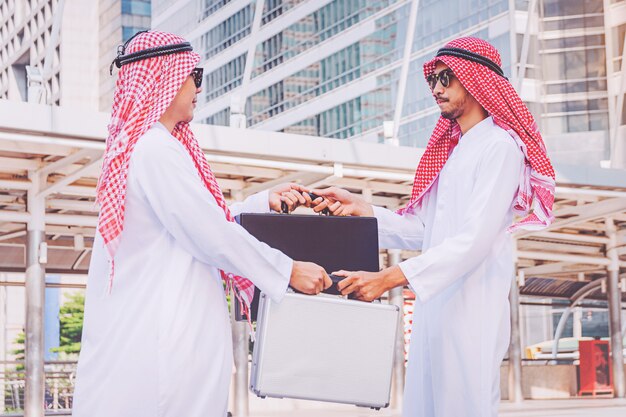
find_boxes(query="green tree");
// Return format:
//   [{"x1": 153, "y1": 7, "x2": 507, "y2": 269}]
[
  {"x1": 52, "y1": 292, "x2": 85, "y2": 355},
  {"x1": 10, "y1": 331, "x2": 25, "y2": 371}
]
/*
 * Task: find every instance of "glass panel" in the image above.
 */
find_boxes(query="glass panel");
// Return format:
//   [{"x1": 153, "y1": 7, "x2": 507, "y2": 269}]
[
  {"x1": 543, "y1": 115, "x2": 567, "y2": 134},
  {"x1": 412, "y1": 0, "x2": 509, "y2": 52},
  {"x1": 205, "y1": 54, "x2": 247, "y2": 101},
  {"x1": 201, "y1": 4, "x2": 254, "y2": 59},
  {"x1": 542, "y1": 0, "x2": 585, "y2": 17},
  {"x1": 585, "y1": 0, "x2": 604, "y2": 13},
  {"x1": 542, "y1": 53, "x2": 564, "y2": 81},
  {"x1": 567, "y1": 114, "x2": 589, "y2": 132},
  {"x1": 262, "y1": 0, "x2": 306, "y2": 25},
  {"x1": 564, "y1": 51, "x2": 586, "y2": 79},
  {"x1": 589, "y1": 112, "x2": 609, "y2": 131},
  {"x1": 121, "y1": 0, "x2": 151, "y2": 16},
  {"x1": 205, "y1": 108, "x2": 231, "y2": 126},
  {"x1": 201, "y1": 0, "x2": 232, "y2": 19},
  {"x1": 584, "y1": 15, "x2": 604, "y2": 28},
  {"x1": 253, "y1": 0, "x2": 398, "y2": 78},
  {"x1": 615, "y1": 24, "x2": 626, "y2": 58},
  {"x1": 586, "y1": 78, "x2": 607, "y2": 91}
]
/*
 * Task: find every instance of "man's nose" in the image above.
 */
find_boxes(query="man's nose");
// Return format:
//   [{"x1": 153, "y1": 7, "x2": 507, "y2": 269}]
[{"x1": 432, "y1": 80, "x2": 445, "y2": 95}]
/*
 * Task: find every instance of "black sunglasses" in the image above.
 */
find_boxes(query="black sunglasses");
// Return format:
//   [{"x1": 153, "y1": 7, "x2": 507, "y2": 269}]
[
  {"x1": 191, "y1": 67, "x2": 203, "y2": 88},
  {"x1": 427, "y1": 69, "x2": 455, "y2": 90}
]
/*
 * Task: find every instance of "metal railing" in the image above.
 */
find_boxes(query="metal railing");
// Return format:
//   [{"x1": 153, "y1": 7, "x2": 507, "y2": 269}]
[{"x1": 1, "y1": 361, "x2": 76, "y2": 416}]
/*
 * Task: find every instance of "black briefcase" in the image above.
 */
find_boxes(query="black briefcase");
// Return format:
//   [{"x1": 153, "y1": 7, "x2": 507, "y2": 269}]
[{"x1": 234, "y1": 213, "x2": 379, "y2": 321}]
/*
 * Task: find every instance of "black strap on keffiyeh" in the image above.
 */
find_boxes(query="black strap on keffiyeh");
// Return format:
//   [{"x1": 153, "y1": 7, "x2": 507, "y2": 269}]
[
  {"x1": 436, "y1": 47, "x2": 506, "y2": 78},
  {"x1": 110, "y1": 30, "x2": 194, "y2": 74}
]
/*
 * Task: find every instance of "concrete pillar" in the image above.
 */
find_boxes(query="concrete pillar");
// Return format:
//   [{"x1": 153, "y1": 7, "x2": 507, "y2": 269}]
[
  {"x1": 606, "y1": 218, "x2": 625, "y2": 398},
  {"x1": 24, "y1": 171, "x2": 45, "y2": 417},
  {"x1": 387, "y1": 249, "x2": 405, "y2": 409}
]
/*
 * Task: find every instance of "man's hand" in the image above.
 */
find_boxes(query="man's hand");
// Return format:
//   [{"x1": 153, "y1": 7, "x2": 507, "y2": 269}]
[
  {"x1": 268, "y1": 183, "x2": 320, "y2": 213},
  {"x1": 290, "y1": 261, "x2": 332, "y2": 295},
  {"x1": 334, "y1": 266, "x2": 408, "y2": 301},
  {"x1": 309, "y1": 187, "x2": 374, "y2": 217}
]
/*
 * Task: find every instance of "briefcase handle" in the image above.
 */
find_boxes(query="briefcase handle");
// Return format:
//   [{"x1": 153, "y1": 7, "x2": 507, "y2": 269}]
[
  {"x1": 289, "y1": 274, "x2": 364, "y2": 300},
  {"x1": 281, "y1": 192, "x2": 330, "y2": 216}
]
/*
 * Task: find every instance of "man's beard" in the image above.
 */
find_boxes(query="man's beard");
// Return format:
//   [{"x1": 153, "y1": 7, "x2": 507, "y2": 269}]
[
  {"x1": 439, "y1": 95, "x2": 467, "y2": 120},
  {"x1": 441, "y1": 109, "x2": 459, "y2": 120}
]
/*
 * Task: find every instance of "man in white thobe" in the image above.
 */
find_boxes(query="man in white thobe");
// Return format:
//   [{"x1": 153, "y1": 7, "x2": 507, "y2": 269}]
[
  {"x1": 72, "y1": 31, "x2": 330, "y2": 417},
  {"x1": 312, "y1": 37, "x2": 556, "y2": 417}
]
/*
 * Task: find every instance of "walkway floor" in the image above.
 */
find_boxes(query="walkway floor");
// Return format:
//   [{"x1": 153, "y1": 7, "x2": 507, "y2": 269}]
[{"x1": 246, "y1": 397, "x2": 626, "y2": 417}]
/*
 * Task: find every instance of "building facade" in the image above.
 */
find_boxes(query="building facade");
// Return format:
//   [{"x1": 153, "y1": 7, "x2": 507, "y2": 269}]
[
  {"x1": 0, "y1": 0, "x2": 151, "y2": 111},
  {"x1": 99, "y1": 0, "x2": 151, "y2": 110},
  {"x1": 153, "y1": 0, "x2": 626, "y2": 167},
  {"x1": 0, "y1": 0, "x2": 100, "y2": 108}
]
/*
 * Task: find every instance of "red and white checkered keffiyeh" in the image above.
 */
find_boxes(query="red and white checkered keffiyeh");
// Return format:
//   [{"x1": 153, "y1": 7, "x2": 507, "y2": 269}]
[
  {"x1": 97, "y1": 31, "x2": 255, "y2": 314},
  {"x1": 399, "y1": 37, "x2": 555, "y2": 232}
]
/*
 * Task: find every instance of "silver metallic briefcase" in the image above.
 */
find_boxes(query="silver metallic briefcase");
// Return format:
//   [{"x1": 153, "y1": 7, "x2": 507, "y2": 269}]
[{"x1": 250, "y1": 291, "x2": 400, "y2": 409}]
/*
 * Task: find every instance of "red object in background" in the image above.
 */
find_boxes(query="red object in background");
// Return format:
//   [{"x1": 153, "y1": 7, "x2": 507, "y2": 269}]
[{"x1": 579, "y1": 340, "x2": 614, "y2": 396}]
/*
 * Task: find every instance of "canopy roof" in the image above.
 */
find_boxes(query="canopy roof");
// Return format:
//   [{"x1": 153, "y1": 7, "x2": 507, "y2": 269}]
[{"x1": 0, "y1": 100, "x2": 624, "y2": 301}]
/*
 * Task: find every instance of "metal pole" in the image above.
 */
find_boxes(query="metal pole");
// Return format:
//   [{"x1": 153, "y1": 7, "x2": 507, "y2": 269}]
[
  {"x1": 231, "y1": 314, "x2": 250, "y2": 416},
  {"x1": 602, "y1": 0, "x2": 617, "y2": 164},
  {"x1": 609, "y1": 32, "x2": 626, "y2": 169},
  {"x1": 515, "y1": 0, "x2": 537, "y2": 92},
  {"x1": 387, "y1": 249, "x2": 405, "y2": 410},
  {"x1": 391, "y1": 0, "x2": 421, "y2": 142},
  {"x1": 606, "y1": 218, "x2": 625, "y2": 398},
  {"x1": 551, "y1": 280, "x2": 604, "y2": 360},
  {"x1": 24, "y1": 171, "x2": 45, "y2": 417},
  {"x1": 508, "y1": 266, "x2": 523, "y2": 403},
  {"x1": 573, "y1": 307, "x2": 582, "y2": 339},
  {"x1": 1, "y1": 272, "x2": 7, "y2": 412},
  {"x1": 230, "y1": 190, "x2": 249, "y2": 416},
  {"x1": 231, "y1": 0, "x2": 266, "y2": 127}
]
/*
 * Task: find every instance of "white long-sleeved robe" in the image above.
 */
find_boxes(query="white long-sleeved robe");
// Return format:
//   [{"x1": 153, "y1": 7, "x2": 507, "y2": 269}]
[
  {"x1": 374, "y1": 117, "x2": 523, "y2": 417},
  {"x1": 72, "y1": 123, "x2": 292, "y2": 417}
]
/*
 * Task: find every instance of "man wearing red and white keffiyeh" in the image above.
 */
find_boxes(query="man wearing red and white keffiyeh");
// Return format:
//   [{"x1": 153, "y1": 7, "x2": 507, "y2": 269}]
[
  {"x1": 72, "y1": 31, "x2": 329, "y2": 417},
  {"x1": 313, "y1": 37, "x2": 556, "y2": 417}
]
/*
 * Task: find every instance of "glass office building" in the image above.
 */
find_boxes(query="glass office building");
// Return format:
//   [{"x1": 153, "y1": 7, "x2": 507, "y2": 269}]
[
  {"x1": 152, "y1": 0, "x2": 626, "y2": 166},
  {"x1": 99, "y1": 0, "x2": 152, "y2": 110}
]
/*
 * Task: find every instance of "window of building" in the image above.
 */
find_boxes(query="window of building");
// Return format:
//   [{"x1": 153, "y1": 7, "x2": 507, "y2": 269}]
[
  {"x1": 201, "y1": 4, "x2": 253, "y2": 59},
  {"x1": 551, "y1": 306, "x2": 609, "y2": 339},
  {"x1": 614, "y1": 23, "x2": 625, "y2": 71},
  {"x1": 205, "y1": 54, "x2": 246, "y2": 101},
  {"x1": 254, "y1": 0, "x2": 394, "y2": 78},
  {"x1": 201, "y1": 0, "x2": 232, "y2": 20},
  {"x1": 121, "y1": 0, "x2": 151, "y2": 17},
  {"x1": 122, "y1": 26, "x2": 149, "y2": 42},
  {"x1": 205, "y1": 108, "x2": 231, "y2": 126}
]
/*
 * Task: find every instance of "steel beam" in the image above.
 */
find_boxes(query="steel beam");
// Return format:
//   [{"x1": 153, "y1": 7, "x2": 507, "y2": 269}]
[
  {"x1": 38, "y1": 157, "x2": 103, "y2": 198},
  {"x1": 517, "y1": 250, "x2": 622, "y2": 267}
]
